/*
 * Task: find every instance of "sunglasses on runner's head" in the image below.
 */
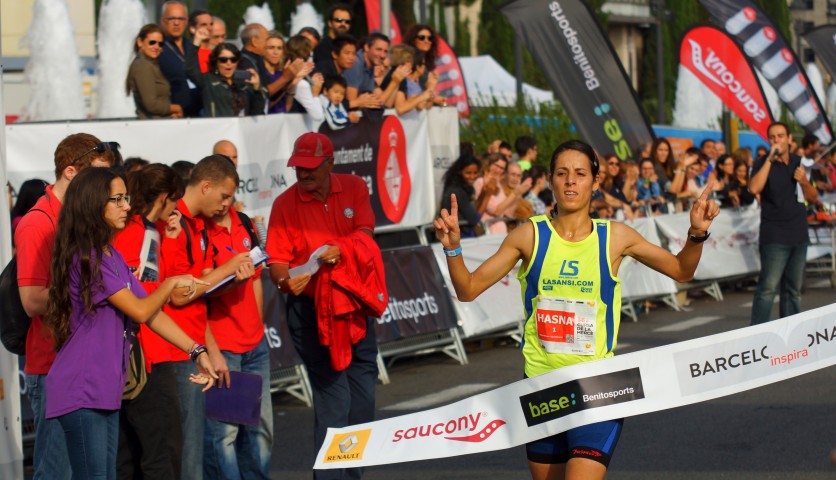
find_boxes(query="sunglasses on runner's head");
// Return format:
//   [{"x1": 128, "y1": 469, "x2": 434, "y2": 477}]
[{"x1": 73, "y1": 141, "x2": 123, "y2": 167}]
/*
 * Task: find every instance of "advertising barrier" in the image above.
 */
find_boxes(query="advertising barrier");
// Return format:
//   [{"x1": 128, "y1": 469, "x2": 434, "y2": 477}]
[
  {"x1": 5, "y1": 110, "x2": 456, "y2": 229},
  {"x1": 376, "y1": 246, "x2": 458, "y2": 344},
  {"x1": 314, "y1": 302, "x2": 836, "y2": 469}
]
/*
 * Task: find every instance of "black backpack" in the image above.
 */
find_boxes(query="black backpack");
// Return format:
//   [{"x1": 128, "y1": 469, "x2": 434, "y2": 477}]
[{"x1": 0, "y1": 208, "x2": 52, "y2": 355}]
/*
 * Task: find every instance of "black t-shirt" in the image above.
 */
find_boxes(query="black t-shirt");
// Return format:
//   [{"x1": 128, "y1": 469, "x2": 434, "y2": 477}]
[
  {"x1": 751, "y1": 153, "x2": 808, "y2": 245},
  {"x1": 313, "y1": 36, "x2": 335, "y2": 65}
]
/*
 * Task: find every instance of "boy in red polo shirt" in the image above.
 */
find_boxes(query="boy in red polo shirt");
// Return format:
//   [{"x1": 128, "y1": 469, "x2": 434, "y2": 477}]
[
  {"x1": 16, "y1": 133, "x2": 117, "y2": 479},
  {"x1": 161, "y1": 155, "x2": 255, "y2": 480},
  {"x1": 203, "y1": 200, "x2": 272, "y2": 478}
]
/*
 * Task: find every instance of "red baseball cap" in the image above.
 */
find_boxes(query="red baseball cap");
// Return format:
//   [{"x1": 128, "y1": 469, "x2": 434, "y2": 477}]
[{"x1": 288, "y1": 132, "x2": 334, "y2": 169}]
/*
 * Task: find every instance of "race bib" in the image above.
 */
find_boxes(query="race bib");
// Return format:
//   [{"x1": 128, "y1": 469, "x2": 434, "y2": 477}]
[{"x1": 534, "y1": 296, "x2": 596, "y2": 355}]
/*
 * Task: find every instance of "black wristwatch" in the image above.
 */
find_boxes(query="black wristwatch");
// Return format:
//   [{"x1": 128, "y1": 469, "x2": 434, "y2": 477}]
[{"x1": 688, "y1": 230, "x2": 711, "y2": 243}]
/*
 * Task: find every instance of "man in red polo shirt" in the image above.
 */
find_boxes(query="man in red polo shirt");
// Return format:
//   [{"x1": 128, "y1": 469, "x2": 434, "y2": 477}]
[
  {"x1": 266, "y1": 132, "x2": 379, "y2": 480},
  {"x1": 161, "y1": 154, "x2": 255, "y2": 480},
  {"x1": 16, "y1": 133, "x2": 117, "y2": 479},
  {"x1": 203, "y1": 198, "x2": 272, "y2": 478}
]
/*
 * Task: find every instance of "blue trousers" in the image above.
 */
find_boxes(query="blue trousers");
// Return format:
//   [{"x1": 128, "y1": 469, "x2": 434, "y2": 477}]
[
  {"x1": 58, "y1": 408, "x2": 119, "y2": 480},
  {"x1": 751, "y1": 242, "x2": 807, "y2": 325},
  {"x1": 174, "y1": 360, "x2": 205, "y2": 480},
  {"x1": 204, "y1": 337, "x2": 273, "y2": 479},
  {"x1": 287, "y1": 295, "x2": 378, "y2": 480},
  {"x1": 27, "y1": 373, "x2": 71, "y2": 480}
]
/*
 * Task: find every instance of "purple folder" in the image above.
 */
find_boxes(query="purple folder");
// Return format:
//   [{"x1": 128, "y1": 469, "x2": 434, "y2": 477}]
[{"x1": 205, "y1": 371, "x2": 263, "y2": 427}]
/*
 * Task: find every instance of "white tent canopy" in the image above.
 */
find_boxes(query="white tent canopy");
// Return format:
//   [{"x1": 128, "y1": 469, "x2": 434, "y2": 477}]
[{"x1": 458, "y1": 55, "x2": 554, "y2": 107}]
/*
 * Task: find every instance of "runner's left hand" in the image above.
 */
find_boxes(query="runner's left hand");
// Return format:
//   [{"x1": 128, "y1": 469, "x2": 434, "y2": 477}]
[{"x1": 690, "y1": 178, "x2": 720, "y2": 234}]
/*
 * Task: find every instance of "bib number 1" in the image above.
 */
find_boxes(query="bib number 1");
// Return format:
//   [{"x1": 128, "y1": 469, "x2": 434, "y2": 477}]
[{"x1": 535, "y1": 296, "x2": 596, "y2": 355}]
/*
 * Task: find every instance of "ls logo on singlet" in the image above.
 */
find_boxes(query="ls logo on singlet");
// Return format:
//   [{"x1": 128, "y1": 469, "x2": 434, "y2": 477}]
[{"x1": 559, "y1": 260, "x2": 579, "y2": 277}]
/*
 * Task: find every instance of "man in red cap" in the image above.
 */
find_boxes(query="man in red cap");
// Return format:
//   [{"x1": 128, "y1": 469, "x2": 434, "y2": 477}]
[{"x1": 266, "y1": 132, "x2": 380, "y2": 480}]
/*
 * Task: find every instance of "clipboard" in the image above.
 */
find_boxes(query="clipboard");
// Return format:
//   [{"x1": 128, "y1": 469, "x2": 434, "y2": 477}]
[{"x1": 204, "y1": 371, "x2": 263, "y2": 427}]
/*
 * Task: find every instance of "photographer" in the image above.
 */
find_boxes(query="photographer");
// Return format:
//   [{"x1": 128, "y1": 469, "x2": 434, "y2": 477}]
[{"x1": 185, "y1": 27, "x2": 266, "y2": 117}]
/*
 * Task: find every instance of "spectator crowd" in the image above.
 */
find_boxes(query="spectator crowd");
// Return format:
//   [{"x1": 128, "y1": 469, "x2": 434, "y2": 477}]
[{"x1": 125, "y1": 1, "x2": 449, "y2": 125}]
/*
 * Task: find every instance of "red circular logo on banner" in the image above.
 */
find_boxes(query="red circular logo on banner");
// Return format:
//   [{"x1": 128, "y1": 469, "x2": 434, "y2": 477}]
[{"x1": 377, "y1": 116, "x2": 411, "y2": 223}]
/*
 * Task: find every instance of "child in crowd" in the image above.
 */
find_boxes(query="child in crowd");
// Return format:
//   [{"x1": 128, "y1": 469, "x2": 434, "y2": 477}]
[{"x1": 319, "y1": 75, "x2": 358, "y2": 130}]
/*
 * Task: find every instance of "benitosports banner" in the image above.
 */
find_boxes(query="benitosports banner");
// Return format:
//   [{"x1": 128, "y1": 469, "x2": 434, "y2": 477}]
[
  {"x1": 501, "y1": 0, "x2": 654, "y2": 162},
  {"x1": 680, "y1": 25, "x2": 774, "y2": 141},
  {"x1": 4, "y1": 110, "x2": 455, "y2": 229},
  {"x1": 700, "y1": 0, "x2": 833, "y2": 143},
  {"x1": 375, "y1": 246, "x2": 457, "y2": 344},
  {"x1": 803, "y1": 25, "x2": 836, "y2": 82},
  {"x1": 314, "y1": 302, "x2": 836, "y2": 469}
]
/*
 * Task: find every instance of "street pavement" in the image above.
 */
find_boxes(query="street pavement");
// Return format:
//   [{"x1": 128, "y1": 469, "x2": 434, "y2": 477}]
[{"x1": 270, "y1": 274, "x2": 836, "y2": 479}]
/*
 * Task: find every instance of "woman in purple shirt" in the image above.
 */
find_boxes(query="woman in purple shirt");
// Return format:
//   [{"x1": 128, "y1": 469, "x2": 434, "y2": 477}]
[{"x1": 44, "y1": 167, "x2": 217, "y2": 479}]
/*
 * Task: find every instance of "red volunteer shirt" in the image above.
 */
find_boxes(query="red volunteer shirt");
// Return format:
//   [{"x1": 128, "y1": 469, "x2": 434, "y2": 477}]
[
  {"x1": 266, "y1": 173, "x2": 375, "y2": 297},
  {"x1": 112, "y1": 215, "x2": 178, "y2": 368},
  {"x1": 206, "y1": 208, "x2": 264, "y2": 353},
  {"x1": 15, "y1": 185, "x2": 61, "y2": 375},
  {"x1": 161, "y1": 200, "x2": 213, "y2": 361}
]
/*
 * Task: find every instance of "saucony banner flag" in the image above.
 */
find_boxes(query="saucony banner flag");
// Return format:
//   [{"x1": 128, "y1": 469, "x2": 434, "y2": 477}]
[
  {"x1": 680, "y1": 25, "x2": 774, "y2": 140},
  {"x1": 501, "y1": 0, "x2": 654, "y2": 162},
  {"x1": 803, "y1": 25, "x2": 836, "y2": 83},
  {"x1": 700, "y1": 0, "x2": 833, "y2": 143}
]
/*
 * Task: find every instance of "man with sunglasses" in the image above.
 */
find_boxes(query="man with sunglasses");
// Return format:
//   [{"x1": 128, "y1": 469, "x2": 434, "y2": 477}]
[
  {"x1": 15, "y1": 133, "x2": 117, "y2": 480},
  {"x1": 159, "y1": 1, "x2": 202, "y2": 117},
  {"x1": 314, "y1": 3, "x2": 353, "y2": 65}
]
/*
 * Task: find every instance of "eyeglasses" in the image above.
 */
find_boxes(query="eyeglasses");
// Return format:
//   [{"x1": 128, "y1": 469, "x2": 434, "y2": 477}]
[
  {"x1": 607, "y1": 161, "x2": 620, "y2": 166},
  {"x1": 217, "y1": 56, "x2": 239, "y2": 64},
  {"x1": 416, "y1": 34, "x2": 434, "y2": 42},
  {"x1": 147, "y1": 40, "x2": 161, "y2": 46},
  {"x1": 108, "y1": 195, "x2": 131, "y2": 207},
  {"x1": 164, "y1": 16, "x2": 187, "y2": 23},
  {"x1": 332, "y1": 18, "x2": 351, "y2": 24},
  {"x1": 72, "y1": 141, "x2": 122, "y2": 166}
]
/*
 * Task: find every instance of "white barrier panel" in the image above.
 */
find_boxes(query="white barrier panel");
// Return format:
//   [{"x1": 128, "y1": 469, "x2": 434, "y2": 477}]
[
  {"x1": 314, "y1": 302, "x2": 836, "y2": 469},
  {"x1": 0, "y1": 352, "x2": 22, "y2": 479},
  {"x1": 427, "y1": 108, "x2": 460, "y2": 207},
  {"x1": 654, "y1": 207, "x2": 762, "y2": 280},
  {"x1": 6, "y1": 110, "x2": 459, "y2": 229},
  {"x1": 620, "y1": 218, "x2": 678, "y2": 300},
  {"x1": 431, "y1": 236, "x2": 524, "y2": 338}
]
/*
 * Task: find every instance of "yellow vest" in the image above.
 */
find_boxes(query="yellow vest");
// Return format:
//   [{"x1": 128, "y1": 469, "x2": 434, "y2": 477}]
[{"x1": 517, "y1": 216, "x2": 621, "y2": 377}]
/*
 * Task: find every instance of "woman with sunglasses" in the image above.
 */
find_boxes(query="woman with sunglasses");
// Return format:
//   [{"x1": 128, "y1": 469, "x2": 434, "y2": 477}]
[
  {"x1": 403, "y1": 24, "x2": 447, "y2": 107},
  {"x1": 186, "y1": 28, "x2": 267, "y2": 117},
  {"x1": 127, "y1": 24, "x2": 183, "y2": 119},
  {"x1": 44, "y1": 167, "x2": 217, "y2": 479}
]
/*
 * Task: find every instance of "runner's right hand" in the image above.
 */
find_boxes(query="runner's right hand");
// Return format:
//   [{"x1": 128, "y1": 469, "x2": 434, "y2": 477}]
[{"x1": 434, "y1": 194, "x2": 461, "y2": 250}]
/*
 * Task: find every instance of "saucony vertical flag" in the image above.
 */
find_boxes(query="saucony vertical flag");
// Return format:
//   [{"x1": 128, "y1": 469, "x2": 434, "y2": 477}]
[
  {"x1": 501, "y1": 0, "x2": 654, "y2": 162},
  {"x1": 700, "y1": 0, "x2": 833, "y2": 143},
  {"x1": 803, "y1": 25, "x2": 836, "y2": 83},
  {"x1": 680, "y1": 25, "x2": 774, "y2": 140}
]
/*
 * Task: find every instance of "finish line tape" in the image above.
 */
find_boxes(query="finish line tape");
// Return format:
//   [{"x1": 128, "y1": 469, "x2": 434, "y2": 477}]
[{"x1": 314, "y1": 302, "x2": 836, "y2": 469}]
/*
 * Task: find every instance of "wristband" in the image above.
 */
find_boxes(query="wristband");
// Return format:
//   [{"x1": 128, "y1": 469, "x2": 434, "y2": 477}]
[
  {"x1": 189, "y1": 344, "x2": 208, "y2": 363},
  {"x1": 688, "y1": 230, "x2": 711, "y2": 243},
  {"x1": 443, "y1": 246, "x2": 462, "y2": 257}
]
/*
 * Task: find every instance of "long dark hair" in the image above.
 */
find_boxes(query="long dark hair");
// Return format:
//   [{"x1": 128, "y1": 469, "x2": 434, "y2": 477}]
[
  {"x1": 45, "y1": 167, "x2": 124, "y2": 349},
  {"x1": 442, "y1": 153, "x2": 481, "y2": 197},
  {"x1": 126, "y1": 163, "x2": 184, "y2": 220},
  {"x1": 403, "y1": 24, "x2": 438, "y2": 71},
  {"x1": 10, "y1": 179, "x2": 47, "y2": 220},
  {"x1": 549, "y1": 140, "x2": 600, "y2": 177},
  {"x1": 650, "y1": 137, "x2": 676, "y2": 180}
]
